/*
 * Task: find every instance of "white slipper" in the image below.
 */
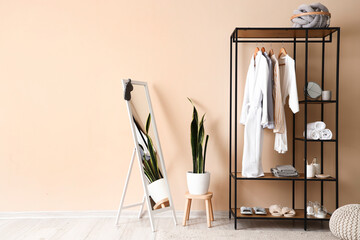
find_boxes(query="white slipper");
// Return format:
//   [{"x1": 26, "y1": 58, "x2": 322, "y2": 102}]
[
  {"x1": 282, "y1": 207, "x2": 296, "y2": 217},
  {"x1": 253, "y1": 207, "x2": 267, "y2": 215},
  {"x1": 240, "y1": 206, "x2": 253, "y2": 215},
  {"x1": 269, "y1": 204, "x2": 283, "y2": 216}
]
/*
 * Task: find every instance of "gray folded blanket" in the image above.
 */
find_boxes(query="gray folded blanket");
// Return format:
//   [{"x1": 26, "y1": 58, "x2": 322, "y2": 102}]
[
  {"x1": 276, "y1": 165, "x2": 297, "y2": 172},
  {"x1": 272, "y1": 165, "x2": 299, "y2": 177}
]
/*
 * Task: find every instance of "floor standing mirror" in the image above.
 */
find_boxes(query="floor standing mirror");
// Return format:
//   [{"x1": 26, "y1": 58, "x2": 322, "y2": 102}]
[{"x1": 115, "y1": 79, "x2": 177, "y2": 232}]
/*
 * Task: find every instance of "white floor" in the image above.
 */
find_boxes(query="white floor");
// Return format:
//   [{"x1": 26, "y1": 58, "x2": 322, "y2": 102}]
[{"x1": 0, "y1": 213, "x2": 337, "y2": 240}]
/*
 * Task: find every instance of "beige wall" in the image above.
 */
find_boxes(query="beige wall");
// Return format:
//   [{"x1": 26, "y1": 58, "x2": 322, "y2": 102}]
[{"x1": 0, "y1": 0, "x2": 359, "y2": 212}]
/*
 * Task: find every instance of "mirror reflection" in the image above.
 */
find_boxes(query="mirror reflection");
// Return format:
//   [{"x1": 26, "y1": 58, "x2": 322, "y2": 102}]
[{"x1": 128, "y1": 83, "x2": 170, "y2": 209}]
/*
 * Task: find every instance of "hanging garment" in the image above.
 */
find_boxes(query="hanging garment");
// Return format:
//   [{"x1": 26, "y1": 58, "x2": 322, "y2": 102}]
[
  {"x1": 274, "y1": 54, "x2": 299, "y2": 154},
  {"x1": 270, "y1": 54, "x2": 285, "y2": 134},
  {"x1": 240, "y1": 51, "x2": 269, "y2": 177},
  {"x1": 262, "y1": 52, "x2": 275, "y2": 129}
]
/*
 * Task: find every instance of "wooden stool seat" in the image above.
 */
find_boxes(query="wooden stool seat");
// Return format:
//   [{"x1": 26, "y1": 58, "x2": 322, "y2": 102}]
[{"x1": 183, "y1": 191, "x2": 214, "y2": 228}]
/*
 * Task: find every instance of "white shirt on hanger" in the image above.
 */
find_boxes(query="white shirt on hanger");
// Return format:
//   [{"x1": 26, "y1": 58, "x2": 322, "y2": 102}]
[{"x1": 274, "y1": 54, "x2": 299, "y2": 154}]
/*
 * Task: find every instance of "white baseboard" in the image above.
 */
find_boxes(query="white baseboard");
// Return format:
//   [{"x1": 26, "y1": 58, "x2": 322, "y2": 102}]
[
  {"x1": 0, "y1": 211, "x2": 117, "y2": 220},
  {"x1": 0, "y1": 210, "x2": 229, "y2": 220}
]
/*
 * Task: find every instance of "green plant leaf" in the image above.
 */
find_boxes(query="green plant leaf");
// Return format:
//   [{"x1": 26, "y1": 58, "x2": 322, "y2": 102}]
[
  {"x1": 147, "y1": 134, "x2": 160, "y2": 179},
  {"x1": 190, "y1": 106, "x2": 198, "y2": 173},
  {"x1": 203, "y1": 135, "x2": 209, "y2": 173},
  {"x1": 144, "y1": 155, "x2": 156, "y2": 182},
  {"x1": 198, "y1": 142, "x2": 203, "y2": 173},
  {"x1": 143, "y1": 156, "x2": 155, "y2": 182},
  {"x1": 146, "y1": 114, "x2": 151, "y2": 134},
  {"x1": 187, "y1": 97, "x2": 193, "y2": 105},
  {"x1": 143, "y1": 166, "x2": 153, "y2": 182},
  {"x1": 140, "y1": 113, "x2": 162, "y2": 183},
  {"x1": 198, "y1": 114, "x2": 205, "y2": 145}
]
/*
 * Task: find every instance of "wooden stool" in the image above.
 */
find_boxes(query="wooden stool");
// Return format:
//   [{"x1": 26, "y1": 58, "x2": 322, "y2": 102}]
[{"x1": 183, "y1": 192, "x2": 214, "y2": 228}]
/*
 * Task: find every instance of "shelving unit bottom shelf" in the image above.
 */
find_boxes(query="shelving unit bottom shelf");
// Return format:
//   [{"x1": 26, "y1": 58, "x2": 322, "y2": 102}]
[{"x1": 231, "y1": 208, "x2": 331, "y2": 220}]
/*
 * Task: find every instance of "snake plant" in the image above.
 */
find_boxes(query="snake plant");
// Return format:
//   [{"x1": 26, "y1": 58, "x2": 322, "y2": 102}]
[
  {"x1": 188, "y1": 98, "x2": 209, "y2": 174},
  {"x1": 135, "y1": 114, "x2": 162, "y2": 183}
]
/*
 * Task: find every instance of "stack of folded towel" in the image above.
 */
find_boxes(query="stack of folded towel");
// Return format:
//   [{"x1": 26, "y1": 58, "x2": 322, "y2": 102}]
[
  {"x1": 303, "y1": 121, "x2": 333, "y2": 140},
  {"x1": 271, "y1": 165, "x2": 299, "y2": 177}
]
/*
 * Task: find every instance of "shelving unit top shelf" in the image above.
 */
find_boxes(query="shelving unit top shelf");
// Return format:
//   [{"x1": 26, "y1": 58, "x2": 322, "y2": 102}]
[{"x1": 232, "y1": 27, "x2": 339, "y2": 39}]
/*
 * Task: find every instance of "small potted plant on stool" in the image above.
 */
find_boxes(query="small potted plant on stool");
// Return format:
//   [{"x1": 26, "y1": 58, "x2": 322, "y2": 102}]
[{"x1": 187, "y1": 98, "x2": 210, "y2": 195}]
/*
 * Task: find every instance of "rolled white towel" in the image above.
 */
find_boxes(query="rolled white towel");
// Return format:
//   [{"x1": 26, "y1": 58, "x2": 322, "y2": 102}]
[
  {"x1": 319, "y1": 129, "x2": 332, "y2": 140},
  {"x1": 303, "y1": 129, "x2": 320, "y2": 140},
  {"x1": 307, "y1": 121, "x2": 326, "y2": 130}
]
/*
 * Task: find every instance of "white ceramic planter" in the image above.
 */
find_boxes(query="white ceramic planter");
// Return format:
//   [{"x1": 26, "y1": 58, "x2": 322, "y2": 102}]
[
  {"x1": 147, "y1": 178, "x2": 169, "y2": 203},
  {"x1": 186, "y1": 172, "x2": 210, "y2": 195}
]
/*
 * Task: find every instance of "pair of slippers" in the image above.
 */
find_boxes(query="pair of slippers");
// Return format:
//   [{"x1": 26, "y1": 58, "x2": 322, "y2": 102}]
[
  {"x1": 240, "y1": 206, "x2": 267, "y2": 215},
  {"x1": 269, "y1": 205, "x2": 296, "y2": 217}
]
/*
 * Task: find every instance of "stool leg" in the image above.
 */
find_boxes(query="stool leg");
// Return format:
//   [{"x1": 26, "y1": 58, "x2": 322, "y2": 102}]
[
  {"x1": 183, "y1": 199, "x2": 192, "y2": 226},
  {"x1": 209, "y1": 198, "x2": 214, "y2": 221},
  {"x1": 205, "y1": 199, "x2": 211, "y2": 228},
  {"x1": 187, "y1": 199, "x2": 192, "y2": 220},
  {"x1": 183, "y1": 199, "x2": 189, "y2": 226}
]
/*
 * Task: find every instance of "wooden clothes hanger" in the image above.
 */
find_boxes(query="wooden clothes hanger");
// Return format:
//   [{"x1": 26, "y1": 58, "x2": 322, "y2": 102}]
[
  {"x1": 278, "y1": 46, "x2": 287, "y2": 66},
  {"x1": 254, "y1": 47, "x2": 260, "y2": 60},
  {"x1": 268, "y1": 49, "x2": 274, "y2": 56},
  {"x1": 278, "y1": 47, "x2": 287, "y2": 59},
  {"x1": 261, "y1": 47, "x2": 266, "y2": 53}
]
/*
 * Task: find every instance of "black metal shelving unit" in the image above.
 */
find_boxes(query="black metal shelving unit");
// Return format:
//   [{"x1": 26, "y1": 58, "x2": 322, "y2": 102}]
[{"x1": 229, "y1": 27, "x2": 340, "y2": 230}]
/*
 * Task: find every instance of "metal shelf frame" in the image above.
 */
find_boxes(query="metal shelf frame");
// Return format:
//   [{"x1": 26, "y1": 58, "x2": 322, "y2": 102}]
[{"x1": 229, "y1": 27, "x2": 340, "y2": 230}]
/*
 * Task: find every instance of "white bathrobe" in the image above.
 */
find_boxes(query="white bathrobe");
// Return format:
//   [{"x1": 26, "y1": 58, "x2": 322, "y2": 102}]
[
  {"x1": 240, "y1": 51, "x2": 269, "y2": 178},
  {"x1": 274, "y1": 54, "x2": 299, "y2": 153}
]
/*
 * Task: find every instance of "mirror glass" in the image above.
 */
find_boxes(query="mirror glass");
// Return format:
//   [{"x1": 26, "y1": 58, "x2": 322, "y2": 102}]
[
  {"x1": 126, "y1": 82, "x2": 170, "y2": 209},
  {"x1": 305, "y1": 82, "x2": 322, "y2": 99},
  {"x1": 129, "y1": 84, "x2": 157, "y2": 162}
]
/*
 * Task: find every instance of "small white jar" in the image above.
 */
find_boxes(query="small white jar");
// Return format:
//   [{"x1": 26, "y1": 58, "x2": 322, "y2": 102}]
[{"x1": 307, "y1": 164, "x2": 315, "y2": 178}]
